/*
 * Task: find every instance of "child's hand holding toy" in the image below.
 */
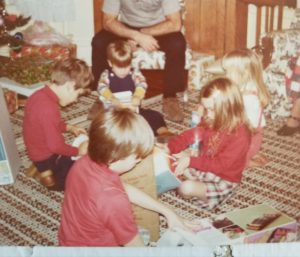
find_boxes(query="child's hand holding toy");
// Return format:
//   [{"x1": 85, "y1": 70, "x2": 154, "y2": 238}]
[{"x1": 131, "y1": 95, "x2": 141, "y2": 107}]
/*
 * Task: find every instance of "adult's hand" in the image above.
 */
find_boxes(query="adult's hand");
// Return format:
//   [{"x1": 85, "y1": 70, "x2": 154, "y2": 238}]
[
  {"x1": 103, "y1": 13, "x2": 159, "y2": 52},
  {"x1": 127, "y1": 39, "x2": 138, "y2": 51},
  {"x1": 135, "y1": 32, "x2": 159, "y2": 52}
]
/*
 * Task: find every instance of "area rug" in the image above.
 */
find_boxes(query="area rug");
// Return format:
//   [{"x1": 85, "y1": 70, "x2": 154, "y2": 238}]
[{"x1": 1, "y1": 90, "x2": 299, "y2": 246}]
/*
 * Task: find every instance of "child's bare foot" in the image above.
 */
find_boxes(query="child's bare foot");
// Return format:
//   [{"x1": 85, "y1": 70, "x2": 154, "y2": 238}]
[
  {"x1": 248, "y1": 159, "x2": 262, "y2": 168},
  {"x1": 256, "y1": 154, "x2": 269, "y2": 165},
  {"x1": 248, "y1": 153, "x2": 269, "y2": 168}
]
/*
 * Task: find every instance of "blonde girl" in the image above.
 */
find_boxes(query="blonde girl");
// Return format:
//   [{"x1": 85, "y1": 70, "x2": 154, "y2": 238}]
[
  {"x1": 166, "y1": 77, "x2": 251, "y2": 210},
  {"x1": 222, "y1": 49, "x2": 270, "y2": 167}
]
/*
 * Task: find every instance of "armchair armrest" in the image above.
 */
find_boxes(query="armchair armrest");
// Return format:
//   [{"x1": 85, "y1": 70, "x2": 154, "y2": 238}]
[{"x1": 261, "y1": 29, "x2": 300, "y2": 71}]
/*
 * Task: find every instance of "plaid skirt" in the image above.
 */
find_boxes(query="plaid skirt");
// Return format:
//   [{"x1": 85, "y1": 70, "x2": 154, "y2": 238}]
[{"x1": 187, "y1": 169, "x2": 238, "y2": 210}]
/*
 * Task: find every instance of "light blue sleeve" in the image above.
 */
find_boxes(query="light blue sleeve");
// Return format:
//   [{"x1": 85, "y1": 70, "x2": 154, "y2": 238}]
[
  {"x1": 102, "y1": 0, "x2": 121, "y2": 16},
  {"x1": 162, "y1": 0, "x2": 181, "y2": 16}
]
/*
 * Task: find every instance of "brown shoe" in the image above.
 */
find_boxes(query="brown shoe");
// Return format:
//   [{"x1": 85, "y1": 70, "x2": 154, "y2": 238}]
[
  {"x1": 35, "y1": 170, "x2": 56, "y2": 188},
  {"x1": 24, "y1": 163, "x2": 38, "y2": 177},
  {"x1": 162, "y1": 97, "x2": 184, "y2": 122}
]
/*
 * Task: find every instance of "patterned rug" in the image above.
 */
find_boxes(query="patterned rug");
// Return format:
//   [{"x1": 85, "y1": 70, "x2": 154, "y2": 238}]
[{"x1": 1, "y1": 90, "x2": 299, "y2": 246}]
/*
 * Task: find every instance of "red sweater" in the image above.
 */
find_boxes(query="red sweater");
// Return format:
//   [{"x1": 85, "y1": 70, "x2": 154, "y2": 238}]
[
  {"x1": 168, "y1": 124, "x2": 251, "y2": 183},
  {"x1": 59, "y1": 155, "x2": 138, "y2": 246},
  {"x1": 23, "y1": 86, "x2": 78, "y2": 161}
]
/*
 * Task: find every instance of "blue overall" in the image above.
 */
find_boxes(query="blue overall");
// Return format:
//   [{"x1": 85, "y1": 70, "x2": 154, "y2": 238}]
[{"x1": 108, "y1": 70, "x2": 166, "y2": 135}]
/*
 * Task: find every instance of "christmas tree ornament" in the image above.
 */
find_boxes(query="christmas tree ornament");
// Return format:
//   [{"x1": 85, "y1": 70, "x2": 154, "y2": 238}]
[{"x1": 0, "y1": 0, "x2": 30, "y2": 50}]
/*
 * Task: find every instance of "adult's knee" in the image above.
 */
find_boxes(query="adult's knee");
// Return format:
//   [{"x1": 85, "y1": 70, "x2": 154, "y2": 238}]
[
  {"x1": 165, "y1": 33, "x2": 186, "y2": 53},
  {"x1": 92, "y1": 32, "x2": 107, "y2": 51},
  {"x1": 162, "y1": 33, "x2": 186, "y2": 60},
  {"x1": 92, "y1": 29, "x2": 117, "y2": 52}
]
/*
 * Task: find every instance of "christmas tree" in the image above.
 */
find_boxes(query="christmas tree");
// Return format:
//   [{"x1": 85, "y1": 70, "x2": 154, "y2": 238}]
[{"x1": 0, "y1": 0, "x2": 30, "y2": 51}]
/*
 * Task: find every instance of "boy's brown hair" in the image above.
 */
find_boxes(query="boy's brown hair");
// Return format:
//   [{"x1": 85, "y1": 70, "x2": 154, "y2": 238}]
[
  {"x1": 51, "y1": 58, "x2": 94, "y2": 89},
  {"x1": 200, "y1": 77, "x2": 251, "y2": 132},
  {"x1": 106, "y1": 40, "x2": 132, "y2": 68},
  {"x1": 88, "y1": 108, "x2": 154, "y2": 165}
]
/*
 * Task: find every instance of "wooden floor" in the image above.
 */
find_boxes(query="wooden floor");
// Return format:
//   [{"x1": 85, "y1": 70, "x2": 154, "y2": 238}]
[{"x1": 142, "y1": 70, "x2": 188, "y2": 99}]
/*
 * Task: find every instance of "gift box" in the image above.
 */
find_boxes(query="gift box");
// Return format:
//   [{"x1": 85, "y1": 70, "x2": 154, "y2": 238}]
[
  {"x1": 121, "y1": 153, "x2": 160, "y2": 242},
  {"x1": 10, "y1": 44, "x2": 76, "y2": 61},
  {"x1": 0, "y1": 55, "x2": 54, "y2": 95}
]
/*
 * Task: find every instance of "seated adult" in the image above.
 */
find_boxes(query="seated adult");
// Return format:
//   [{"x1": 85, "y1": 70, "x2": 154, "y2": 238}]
[
  {"x1": 277, "y1": 98, "x2": 300, "y2": 136},
  {"x1": 277, "y1": 56, "x2": 300, "y2": 136},
  {"x1": 91, "y1": 0, "x2": 186, "y2": 122}
]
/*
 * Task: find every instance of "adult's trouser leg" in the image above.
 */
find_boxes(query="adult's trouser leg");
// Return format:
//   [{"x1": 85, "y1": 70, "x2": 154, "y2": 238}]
[
  {"x1": 91, "y1": 30, "x2": 122, "y2": 90},
  {"x1": 156, "y1": 32, "x2": 186, "y2": 98}
]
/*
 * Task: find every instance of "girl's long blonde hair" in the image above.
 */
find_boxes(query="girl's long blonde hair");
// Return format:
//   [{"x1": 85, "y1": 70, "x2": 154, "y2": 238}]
[
  {"x1": 200, "y1": 77, "x2": 251, "y2": 132},
  {"x1": 222, "y1": 49, "x2": 270, "y2": 108}
]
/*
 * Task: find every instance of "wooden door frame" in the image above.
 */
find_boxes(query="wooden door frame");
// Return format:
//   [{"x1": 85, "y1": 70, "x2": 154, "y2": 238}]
[{"x1": 93, "y1": 0, "x2": 103, "y2": 33}]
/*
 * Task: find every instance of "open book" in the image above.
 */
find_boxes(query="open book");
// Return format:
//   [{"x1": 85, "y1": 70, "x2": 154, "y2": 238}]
[
  {"x1": 99, "y1": 91, "x2": 132, "y2": 107},
  {"x1": 99, "y1": 91, "x2": 139, "y2": 112},
  {"x1": 153, "y1": 146, "x2": 181, "y2": 194}
]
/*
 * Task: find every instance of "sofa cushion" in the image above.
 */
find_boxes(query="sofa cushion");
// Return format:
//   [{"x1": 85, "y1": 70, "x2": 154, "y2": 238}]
[
  {"x1": 261, "y1": 28, "x2": 300, "y2": 119},
  {"x1": 132, "y1": 47, "x2": 193, "y2": 70},
  {"x1": 265, "y1": 29, "x2": 300, "y2": 73}
]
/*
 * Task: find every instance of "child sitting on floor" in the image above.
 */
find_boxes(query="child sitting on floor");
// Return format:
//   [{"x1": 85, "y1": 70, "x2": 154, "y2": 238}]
[
  {"x1": 222, "y1": 49, "x2": 270, "y2": 167},
  {"x1": 23, "y1": 58, "x2": 93, "y2": 190},
  {"x1": 59, "y1": 108, "x2": 189, "y2": 246},
  {"x1": 164, "y1": 77, "x2": 251, "y2": 210},
  {"x1": 88, "y1": 40, "x2": 173, "y2": 138}
]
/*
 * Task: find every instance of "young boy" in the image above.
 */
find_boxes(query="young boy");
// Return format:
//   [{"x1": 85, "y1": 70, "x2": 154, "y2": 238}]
[
  {"x1": 22, "y1": 58, "x2": 94, "y2": 191},
  {"x1": 59, "y1": 108, "x2": 188, "y2": 246},
  {"x1": 89, "y1": 40, "x2": 174, "y2": 139}
]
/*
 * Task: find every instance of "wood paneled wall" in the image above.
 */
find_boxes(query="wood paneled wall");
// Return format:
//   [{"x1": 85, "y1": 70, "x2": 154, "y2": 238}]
[
  {"x1": 184, "y1": 0, "x2": 226, "y2": 57},
  {"x1": 93, "y1": 0, "x2": 103, "y2": 33}
]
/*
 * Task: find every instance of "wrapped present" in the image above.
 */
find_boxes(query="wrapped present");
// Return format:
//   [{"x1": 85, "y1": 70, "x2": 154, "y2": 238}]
[
  {"x1": 0, "y1": 55, "x2": 55, "y2": 86},
  {"x1": 121, "y1": 154, "x2": 160, "y2": 242},
  {"x1": 2, "y1": 88, "x2": 28, "y2": 113},
  {"x1": 10, "y1": 44, "x2": 76, "y2": 61},
  {"x1": 3, "y1": 89, "x2": 18, "y2": 114}
]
